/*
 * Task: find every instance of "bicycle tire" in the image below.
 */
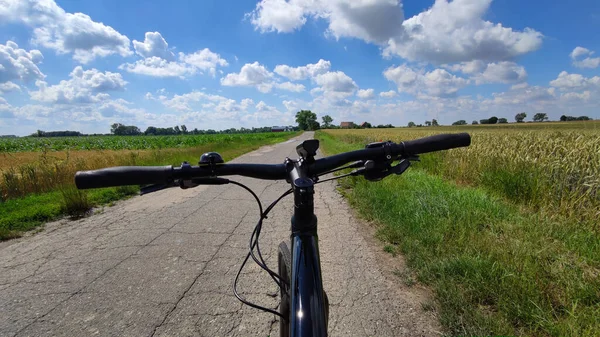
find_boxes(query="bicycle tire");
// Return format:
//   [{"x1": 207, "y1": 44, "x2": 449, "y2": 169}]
[{"x1": 278, "y1": 241, "x2": 292, "y2": 337}]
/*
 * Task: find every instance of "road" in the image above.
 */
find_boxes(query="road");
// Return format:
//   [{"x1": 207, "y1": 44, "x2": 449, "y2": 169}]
[{"x1": 0, "y1": 132, "x2": 439, "y2": 337}]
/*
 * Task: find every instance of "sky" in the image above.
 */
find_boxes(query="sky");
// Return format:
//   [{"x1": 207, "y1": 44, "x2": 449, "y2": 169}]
[{"x1": 0, "y1": 0, "x2": 599, "y2": 136}]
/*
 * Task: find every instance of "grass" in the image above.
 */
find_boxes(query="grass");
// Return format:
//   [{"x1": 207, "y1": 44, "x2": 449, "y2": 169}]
[
  {"x1": 317, "y1": 130, "x2": 600, "y2": 337},
  {"x1": 0, "y1": 132, "x2": 299, "y2": 240}
]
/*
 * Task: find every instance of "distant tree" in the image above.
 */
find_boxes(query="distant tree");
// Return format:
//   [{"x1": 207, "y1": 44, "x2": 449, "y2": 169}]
[
  {"x1": 174, "y1": 125, "x2": 181, "y2": 134},
  {"x1": 472, "y1": 120, "x2": 479, "y2": 125},
  {"x1": 296, "y1": 110, "x2": 320, "y2": 130},
  {"x1": 488, "y1": 116, "x2": 499, "y2": 124},
  {"x1": 432, "y1": 119, "x2": 439, "y2": 126},
  {"x1": 577, "y1": 116, "x2": 591, "y2": 121},
  {"x1": 498, "y1": 118, "x2": 508, "y2": 124},
  {"x1": 181, "y1": 125, "x2": 188, "y2": 134},
  {"x1": 362, "y1": 122, "x2": 372, "y2": 128},
  {"x1": 515, "y1": 112, "x2": 527, "y2": 123},
  {"x1": 322, "y1": 115, "x2": 333, "y2": 128},
  {"x1": 480, "y1": 119, "x2": 489, "y2": 124},
  {"x1": 425, "y1": 121, "x2": 432, "y2": 127},
  {"x1": 452, "y1": 120, "x2": 467, "y2": 126},
  {"x1": 533, "y1": 113, "x2": 548, "y2": 122},
  {"x1": 408, "y1": 121, "x2": 416, "y2": 127},
  {"x1": 560, "y1": 115, "x2": 567, "y2": 122},
  {"x1": 110, "y1": 123, "x2": 141, "y2": 136}
]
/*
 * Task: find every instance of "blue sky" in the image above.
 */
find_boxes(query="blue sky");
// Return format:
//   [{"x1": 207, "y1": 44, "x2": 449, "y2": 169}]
[{"x1": 1, "y1": 0, "x2": 599, "y2": 135}]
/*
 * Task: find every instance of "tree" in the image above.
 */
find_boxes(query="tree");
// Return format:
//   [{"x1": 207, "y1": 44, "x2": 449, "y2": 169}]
[
  {"x1": 560, "y1": 115, "x2": 567, "y2": 122},
  {"x1": 533, "y1": 113, "x2": 548, "y2": 122},
  {"x1": 472, "y1": 120, "x2": 479, "y2": 125},
  {"x1": 498, "y1": 118, "x2": 508, "y2": 124},
  {"x1": 488, "y1": 116, "x2": 499, "y2": 124},
  {"x1": 296, "y1": 110, "x2": 320, "y2": 130},
  {"x1": 181, "y1": 125, "x2": 188, "y2": 134},
  {"x1": 408, "y1": 121, "x2": 416, "y2": 127},
  {"x1": 362, "y1": 122, "x2": 372, "y2": 128},
  {"x1": 452, "y1": 120, "x2": 467, "y2": 126},
  {"x1": 425, "y1": 121, "x2": 432, "y2": 127},
  {"x1": 432, "y1": 119, "x2": 439, "y2": 126},
  {"x1": 110, "y1": 123, "x2": 141, "y2": 136},
  {"x1": 515, "y1": 112, "x2": 527, "y2": 123},
  {"x1": 480, "y1": 119, "x2": 489, "y2": 124},
  {"x1": 321, "y1": 115, "x2": 333, "y2": 128}
]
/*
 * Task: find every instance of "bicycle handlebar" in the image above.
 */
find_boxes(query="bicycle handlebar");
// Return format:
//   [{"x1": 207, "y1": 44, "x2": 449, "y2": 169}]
[{"x1": 75, "y1": 133, "x2": 470, "y2": 189}]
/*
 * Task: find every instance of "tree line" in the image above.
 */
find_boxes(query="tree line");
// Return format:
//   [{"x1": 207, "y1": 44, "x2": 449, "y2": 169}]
[
  {"x1": 408, "y1": 112, "x2": 593, "y2": 127},
  {"x1": 295, "y1": 110, "x2": 394, "y2": 130}
]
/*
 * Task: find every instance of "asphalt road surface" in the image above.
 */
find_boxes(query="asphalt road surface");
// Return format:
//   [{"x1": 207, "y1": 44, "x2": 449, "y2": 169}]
[{"x1": 0, "y1": 132, "x2": 440, "y2": 337}]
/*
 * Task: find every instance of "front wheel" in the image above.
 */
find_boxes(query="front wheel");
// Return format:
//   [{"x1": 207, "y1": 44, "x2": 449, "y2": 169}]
[{"x1": 278, "y1": 241, "x2": 291, "y2": 337}]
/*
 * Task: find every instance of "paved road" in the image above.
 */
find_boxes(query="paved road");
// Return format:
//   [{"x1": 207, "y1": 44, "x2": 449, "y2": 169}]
[{"x1": 0, "y1": 132, "x2": 439, "y2": 337}]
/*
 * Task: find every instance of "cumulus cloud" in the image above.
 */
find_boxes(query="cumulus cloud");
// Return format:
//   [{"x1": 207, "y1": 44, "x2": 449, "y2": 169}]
[
  {"x1": 274, "y1": 59, "x2": 331, "y2": 81},
  {"x1": 357, "y1": 88, "x2": 375, "y2": 99},
  {"x1": 29, "y1": 66, "x2": 127, "y2": 103},
  {"x1": 379, "y1": 90, "x2": 397, "y2": 98},
  {"x1": 550, "y1": 71, "x2": 600, "y2": 90},
  {"x1": 0, "y1": 0, "x2": 132, "y2": 63},
  {"x1": 447, "y1": 60, "x2": 527, "y2": 84},
  {"x1": 275, "y1": 81, "x2": 306, "y2": 92},
  {"x1": 0, "y1": 41, "x2": 45, "y2": 84},
  {"x1": 314, "y1": 71, "x2": 357, "y2": 95},
  {"x1": 0, "y1": 81, "x2": 21, "y2": 93},
  {"x1": 570, "y1": 47, "x2": 600, "y2": 69},
  {"x1": 221, "y1": 62, "x2": 274, "y2": 93},
  {"x1": 121, "y1": 32, "x2": 228, "y2": 78},
  {"x1": 384, "y1": 64, "x2": 468, "y2": 97},
  {"x1": 248, "y1": 0, "x2": 542, "y2": 64},
  {"x1": 133, "y1": 31, "x2": 175, "y2": 61}
]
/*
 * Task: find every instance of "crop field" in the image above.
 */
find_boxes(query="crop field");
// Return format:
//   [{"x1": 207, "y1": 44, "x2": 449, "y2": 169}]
[
  {"x1": 317, "y1": 121, "x2": 600, "y2": 337},
  {"x1": 0, "y1": 131, "x2": 299, "y2": 239},
  {"x1": 0, "y1": 133, "x2": 293, "y2": 153}
]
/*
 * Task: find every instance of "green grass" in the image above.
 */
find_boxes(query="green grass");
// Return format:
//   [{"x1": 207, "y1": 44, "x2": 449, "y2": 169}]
[
  {"x1": 0, "y1": 132, "x2": 299, "y2": 240},
  {"x1": 318, "y1": 131, "x2": 600, "y2": 337}
]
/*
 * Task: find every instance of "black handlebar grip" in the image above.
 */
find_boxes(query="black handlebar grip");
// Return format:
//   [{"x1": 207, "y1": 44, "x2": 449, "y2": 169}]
[
  {"x1": 401, "y1": 133, "x2": 471, "y2": 155},
  {"x1": 75, "y1": 166, "x2": 174, "y2": 189}
]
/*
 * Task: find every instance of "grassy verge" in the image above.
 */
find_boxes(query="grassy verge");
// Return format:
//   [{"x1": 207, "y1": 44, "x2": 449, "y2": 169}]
[
  {"x1": 317, "y1": 131, "x2": 600, "y2": 337},
  {"x1": 0, "y1": 132, "x2": 299, "y2": 240}
]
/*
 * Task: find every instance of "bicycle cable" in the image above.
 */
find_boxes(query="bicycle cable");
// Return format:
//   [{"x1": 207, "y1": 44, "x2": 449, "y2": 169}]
[{"x1": 227, "y1": 180, "x2": 293, "y2": 319}]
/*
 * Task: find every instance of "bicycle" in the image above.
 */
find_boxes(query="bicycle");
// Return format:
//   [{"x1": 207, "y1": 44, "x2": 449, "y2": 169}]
[{"x1": 75, "y1": 133, "x2": 471, "y2": 337}]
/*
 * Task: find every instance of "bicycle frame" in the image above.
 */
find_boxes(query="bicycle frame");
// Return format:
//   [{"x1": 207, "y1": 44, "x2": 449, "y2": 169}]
[{"x1": 286, "y1": 159, "x2": 328, "y2": 336}]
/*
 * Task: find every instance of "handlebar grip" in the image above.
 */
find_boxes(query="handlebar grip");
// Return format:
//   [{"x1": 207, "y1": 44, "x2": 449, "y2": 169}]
[
  {"x1": 75, "y1": 166, "x2": 174, "y2": 189},
  {"x1": 401, "y1": 133, "x2": 471, "y2": 155}
]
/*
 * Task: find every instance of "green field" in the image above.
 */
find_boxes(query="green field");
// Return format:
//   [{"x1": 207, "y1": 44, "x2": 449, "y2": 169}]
[
  {"x1": 0, "y1": 133, "x2": 294, "y2": 152},
  {"x1": 317, "y1": 121, "x2": 600, "y2": 337},
  {"x1": 0, "y1": 132, "x2": 299, "y2": 240}
]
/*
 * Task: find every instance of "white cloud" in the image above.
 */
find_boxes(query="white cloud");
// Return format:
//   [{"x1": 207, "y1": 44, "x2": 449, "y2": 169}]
[
  {"x1": 448, "y1": 61, "x2": 527, "y2": 84},
  {"x1": 385, "y1": 0, "x2": 542, "y2": 63},
  {"x1": 133, "y1": 31, "x2": 175, "y2": 60},
  {"x1": 570, "y1": 46, "x2": 600, "y2": 69},
  {"x1": 276, "y1": 81, "x2": 306, "y2": 92},
  {"x1": 0, "y1": 81, "x2": 21, "y2": 93},
  {"x1": 0, "y1": 0, "x2": 132, "y2": 63},
  {"x1": 221, "y1": 62, "x2": 274, "y2": 93},
  {"x1": 550, "y1": 71, "x2": 600, "y2": 90},
  {"x1": 29, "y1": 66, "x2": 127, "y2": 103},
  {"x1": 274, "y1": 59, "x2": 331, "y2": 81},
  {"x1": 248, "y1": 0, "x2": 542, "y2": 64},
  {"x1": 121, "y1": 32, "x2": 228, "y2": 78},
  {"x1": 384, "y1": 64, "x2": 468, "y2": 97},
  {"x1": 357, "y1": 88, "x2": 375, "y2": 99},
  {"x1": 248, "y1": 0, "x2": 404, "y2": 44},
  {"x1": 314, "y1": 71, "x2": 357, "y2": 95},
  {"x1": 0, "y1": 41, "x2": 45, "y2": 84},
  {"x1": 119, "y1": 57, "x2": 194, "y2": 78},
  {"x1": 179, "y1": 48, "x2": 229, "y2": 77},
  {"x1": 379, "y1": 90, "x2": 396, "y2": 98}
]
